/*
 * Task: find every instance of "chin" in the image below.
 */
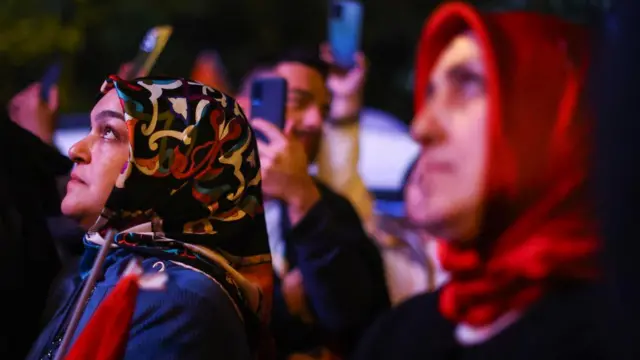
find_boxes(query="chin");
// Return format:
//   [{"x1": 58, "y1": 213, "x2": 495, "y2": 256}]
[
  {"x1": 408, "y1": 202, "x2": 441, "y2": 225},
  {"x1": 60, "y1": 194, "x2": 85, "y2": 218},
  {"x1": 60, "y1": 197, "x2": 73, "y2": 215},
  {"x1": 407, "y1": 201, "x2": 464, "y2": 241},
  {"x1": 408, "y1": 213, "x2": 444, "y2": 237},
  {"x1": 300, "y1": 135, "x2": 321, "y2": 163}
]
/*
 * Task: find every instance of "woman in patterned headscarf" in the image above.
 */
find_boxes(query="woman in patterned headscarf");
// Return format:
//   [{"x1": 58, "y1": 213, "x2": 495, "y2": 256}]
[{"x1": 28, "y1": 76, "x2": 272, "y2": 360}]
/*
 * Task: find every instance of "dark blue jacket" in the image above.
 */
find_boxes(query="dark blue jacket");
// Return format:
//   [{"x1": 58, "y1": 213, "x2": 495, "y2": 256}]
[{"x1": 28, "y1": 248, "x2": 252, "y2": 360}]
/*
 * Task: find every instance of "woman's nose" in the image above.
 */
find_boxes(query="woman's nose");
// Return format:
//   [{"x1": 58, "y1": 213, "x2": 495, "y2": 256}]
[
  {"x1": 68, "y1": 136, "x2": 92, "y2": 164},
  {"x1": 410, "y1": 103, "x2": 446, "y2": 147}
]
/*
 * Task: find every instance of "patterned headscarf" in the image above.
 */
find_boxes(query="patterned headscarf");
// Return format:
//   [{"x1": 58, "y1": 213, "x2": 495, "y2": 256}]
[{"x1": 88, "y1": 75, "x2": 272, "y2": 350}]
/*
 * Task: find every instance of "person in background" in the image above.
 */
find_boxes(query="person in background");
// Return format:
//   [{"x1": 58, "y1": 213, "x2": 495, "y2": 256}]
[
  {"x1": 239, "y1": 48, "x2": 388, "y2": 359},
  {"x1": 1, "y1": 82, "x2": 72, "y2": 358},
  {"x1": 28, "y1": 76, "x2": 272, "y2": 360},
  {"x1": 234, "y1": 48, "x2": 433, "y2": 310},
  {"x1": 324, "y1": 45, "x2": 445, "y2": 305},
  {"x1": 314, "y1": 43, "x2": 374, "y2": 227},
  {"x1": 303, "y1": 45, "x2": 444, "y2": 306},
  {"x1": 353, "y1": 2, "x2": 603, "y2": 359},
  {"x1": 318, "y1": 51, "x2": 447, "y2": 304},
  {"x1": 369, "y1": 216, "x2": 447, "y2": 306},
  {"x1": 591, "y1": 2, "x2": 640, "y2": 359},
  {"x1": 369, "y1": 168, "x2": 449, "y2": 305},
  {"x1": 234, "y1": 52, "x2": 373, "y2": 227}
]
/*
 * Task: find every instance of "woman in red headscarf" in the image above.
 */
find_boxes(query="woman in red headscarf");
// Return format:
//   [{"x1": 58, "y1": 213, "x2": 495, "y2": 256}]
[{"x1": 352, "y1": 2, "x2": 604, "y2": 359}]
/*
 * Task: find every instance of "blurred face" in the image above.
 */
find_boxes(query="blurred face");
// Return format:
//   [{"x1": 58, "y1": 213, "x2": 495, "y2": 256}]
[
  {"x1": 61, "y1": 90, "x2": 130, "y2": 229},
  {"x1": 405, "y1": 32, "x2": 488, "y2": 242},
  {"x1": 274, "y1": 62, "x2": 330, "y2": 163}
]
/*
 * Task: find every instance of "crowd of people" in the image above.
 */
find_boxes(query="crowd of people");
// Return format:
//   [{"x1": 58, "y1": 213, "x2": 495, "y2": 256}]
[{"x1": 1, "y1": 1, "x2": 637, "y2": 359}]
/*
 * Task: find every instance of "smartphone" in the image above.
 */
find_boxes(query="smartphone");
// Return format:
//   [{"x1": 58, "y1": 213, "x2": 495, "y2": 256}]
[
  {"x1": 125, "y1": 25, "x2": 173, "y2": 79},
  {"x1": 328, "y1": 0, "x2": 363, "y2": 69},
  {"x1": 250, "y1": 77, "x2": 287, "y2": 143},
  {"x1": 54, "y1": 26, "x2": 173, "y2": 158},
  {"x1": 40, "y1": 61, "x2": 62, "y2": 103}
]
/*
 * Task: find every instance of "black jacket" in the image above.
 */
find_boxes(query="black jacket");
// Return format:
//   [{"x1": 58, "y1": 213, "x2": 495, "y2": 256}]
[
  {"x1": 352, "y1": 285, "x2": 607, "y2": 360},
  {"x1": 270, "y1": 181, "x2": 389, "y2": 358},
  {"x1": 0, "y1": 116, "x2": 72, "y2": 358}
]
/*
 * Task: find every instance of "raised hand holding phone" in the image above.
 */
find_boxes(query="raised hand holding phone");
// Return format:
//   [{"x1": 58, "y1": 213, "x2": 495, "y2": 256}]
[
  {"x1": 119, "y1": 25, "x2": 173, "y2": 80},
  {"x1": 249, "y1": 76, "x2": 319, "y2": 222},
  {"x1": 8, "y1": 81, "x2": 58, "y2": 145},
  {"x1": 320, "y1": 42, "x2": 367, "y2": 122},
  {"x1": 252, "y1": 119, "x2": 319, "y2": 224},
  {"x1": 327, "y1": 0, "x2": 363, "y2": 70},
  {"x1": 40, "y1": 61, "x2": 62, "y2": 103}
]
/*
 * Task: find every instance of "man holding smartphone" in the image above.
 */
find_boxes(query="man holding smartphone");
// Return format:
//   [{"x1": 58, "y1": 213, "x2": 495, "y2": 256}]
[{"x1": 237, "y1": 48, "x2": 388, "y2": 358}]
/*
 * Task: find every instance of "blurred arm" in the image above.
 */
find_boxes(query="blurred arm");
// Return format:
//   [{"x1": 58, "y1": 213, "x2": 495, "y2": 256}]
[{"x1": 316, "y1": 120, "x2": 374, "y2": 227}]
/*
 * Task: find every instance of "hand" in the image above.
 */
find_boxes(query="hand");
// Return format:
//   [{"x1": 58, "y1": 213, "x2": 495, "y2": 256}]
[
  {"x1": 7, "y1": 82, "x2": 58, "y2": 145},
  {"x1": 320, "y1": 42, "x2": 368, "y2": 121},
  {"x1": 252, "y1": 119, "x2": 320, "y2": 223},
  {"x1": 281, "y1": 268, "x2": 314, "y2": 325}
]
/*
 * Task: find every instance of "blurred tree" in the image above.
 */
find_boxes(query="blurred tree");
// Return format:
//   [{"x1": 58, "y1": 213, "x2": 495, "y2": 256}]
[
  {"x1": 0, "y1": 0, "x2": 612, "y2": 120},
  {"x1": 0, "y1": 0, "x2": 81, "y2": 63},
  {"x1": 0, "y1": 0, "x2": 78, "y2": 103}
]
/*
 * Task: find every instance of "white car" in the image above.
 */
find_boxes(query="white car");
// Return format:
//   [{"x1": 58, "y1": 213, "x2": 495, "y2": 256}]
[{"x1": 358, "y1": 108, "x2": 418, "y2": 217}]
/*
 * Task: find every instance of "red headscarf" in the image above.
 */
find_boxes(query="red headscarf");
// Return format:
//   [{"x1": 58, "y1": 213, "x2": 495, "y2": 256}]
[{"x1": 414, "y1": 2, "x2": 599, "y2": 327}]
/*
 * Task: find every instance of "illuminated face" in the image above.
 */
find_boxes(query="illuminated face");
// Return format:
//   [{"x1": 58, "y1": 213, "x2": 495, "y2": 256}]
[
  {"x1": 406, "y1": 32, "x2": 488, "y2": 242},
  {"x1": 274, "y1": 62, "x2": 330, "y2": 163},
  {"x1": 61, "y1": 90, "x2": 130, "y2": 229}
]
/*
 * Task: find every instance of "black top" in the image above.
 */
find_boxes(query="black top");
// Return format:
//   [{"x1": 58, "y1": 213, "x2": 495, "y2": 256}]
[
  {"x1": 0, "y1": 116, "x2": 72, "y2": 358},
  {"x1": 352, "y1": 284, "x2": 607, "y2": 360},
  {"x1": 270, "y1": 181, "x2": 389, "y2": 358}
]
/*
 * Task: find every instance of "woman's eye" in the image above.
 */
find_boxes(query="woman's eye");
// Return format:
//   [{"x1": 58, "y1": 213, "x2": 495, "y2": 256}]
[
  {"x1": 425, "y1": 82, "x2": 435, "y2": 100},
  {"x1": 102, "y1": 126, "x2": 117, "y2": 140},
  {"x1": 454, "y1": 72, "x2": 485, "y2": 98}
]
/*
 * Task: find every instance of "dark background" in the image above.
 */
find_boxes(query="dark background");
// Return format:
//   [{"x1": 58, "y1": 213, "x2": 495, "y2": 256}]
[{"x1": 0, "y1": 0, "x2": 611, "y2": 123}]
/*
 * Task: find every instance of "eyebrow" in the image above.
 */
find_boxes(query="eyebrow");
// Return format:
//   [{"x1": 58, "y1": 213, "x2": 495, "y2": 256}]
[
  {"x1": 445, "y1": 62, "x2": 483, "y2": 80},
  {"x1": 94, "y1": 109, "x2": 125, "y2": 123},
  {"x1": 289, "y1": 88, "x2": 314, "y2": 101}
]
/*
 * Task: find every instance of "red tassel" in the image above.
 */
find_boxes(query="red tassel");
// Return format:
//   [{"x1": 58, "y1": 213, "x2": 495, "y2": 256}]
[{"x1": 64, "y1": 273, "x2": 140, "y2": 360}]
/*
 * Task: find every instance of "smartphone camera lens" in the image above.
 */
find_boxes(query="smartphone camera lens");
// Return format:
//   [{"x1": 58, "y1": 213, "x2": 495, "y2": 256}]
[
  {"x1": 332, "y1": 3, "x2": 343, "y2": 18},
  {"x1": 251, "y1": 82, "x2": 263, "y2": 106}
]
